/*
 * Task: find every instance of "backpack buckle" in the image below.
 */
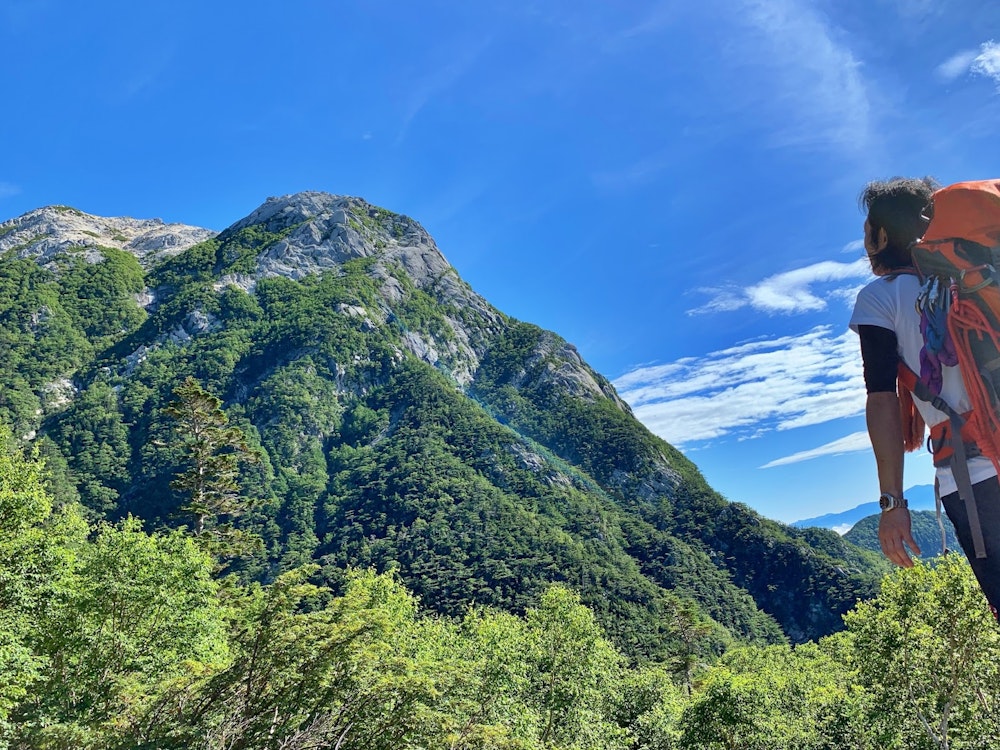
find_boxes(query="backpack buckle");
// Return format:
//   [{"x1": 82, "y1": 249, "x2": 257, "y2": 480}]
[{"x1": 960, "y1": 264, "x2": 996, "y2": 294}]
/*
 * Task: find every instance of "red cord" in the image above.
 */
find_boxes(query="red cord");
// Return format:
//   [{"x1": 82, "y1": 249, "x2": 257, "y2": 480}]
[{"x1": 948, "y1": 293, "x2": 1000, "y2": 467}]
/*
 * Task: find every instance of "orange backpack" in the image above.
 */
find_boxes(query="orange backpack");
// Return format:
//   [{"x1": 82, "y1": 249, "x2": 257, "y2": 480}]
[{"x1": 899, "y1": 180, "x2": 1000, "y2": 557}]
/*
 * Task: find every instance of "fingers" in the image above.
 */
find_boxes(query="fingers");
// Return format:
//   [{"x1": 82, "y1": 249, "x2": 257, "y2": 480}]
[
  {"x1": 878, "y1": 510, "x2": 917, "y2": 568},
  {"x1": 880, "y1": 532, "x2": 914, "y2": 568}
]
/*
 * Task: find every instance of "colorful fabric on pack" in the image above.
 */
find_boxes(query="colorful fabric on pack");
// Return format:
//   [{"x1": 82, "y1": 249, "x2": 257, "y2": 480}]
[{"x1": 919, "y1": 301, "x2": 957, "y2": 395}]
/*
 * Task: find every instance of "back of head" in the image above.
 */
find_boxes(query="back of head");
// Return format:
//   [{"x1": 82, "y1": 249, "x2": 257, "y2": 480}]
[{"x1": 859, "y1": 176, "x2": 939, "y2": 273}]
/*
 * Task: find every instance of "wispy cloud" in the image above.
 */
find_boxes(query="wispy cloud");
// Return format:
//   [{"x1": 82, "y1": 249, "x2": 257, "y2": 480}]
[
  {"x1": 733, "y1": 0, "x2": 873, "y2": 151},
  {"x1": 760, "y1": 430, "x2": 870, "y2": 468},
  {"x1": 591, "y1": 149, "x2": 675, "y2": 192},
  {"x1": 614, "y1": 325, "x2": 864, "y2": 446},
  {"x1": 0, "y1": 182, "x2": 22, "y2": 199},
  {"x1": 396, "y1": 39, "x2": 490, "y2": 145},
  {"x1": 412, "y1": 176, "x2": 491, "y2": 229},
  {"x1": 937, "y1": 41, "x2": 1000, "y2": 90},
  {"x1": 887, "y1": 0, "x2": 941, "y2": 21},
  {"x1": 542, "y1": 0, "x2": 874, "y2": 154},
  {"x1": 602, "y1": 1, "x2": 677, "y2": 52},
  {"x1": 690, "y1": 258, "x2": 872, "y2": 315},
  {"x1": 972, "y1": 41, "x2": 1000, "y2": 89},
  {"x1": 112, "y1": 41, "x2": 178, "y2": 100},
  {"x1": 936, "y1": 50, "x2": 979, "y2": 82}
]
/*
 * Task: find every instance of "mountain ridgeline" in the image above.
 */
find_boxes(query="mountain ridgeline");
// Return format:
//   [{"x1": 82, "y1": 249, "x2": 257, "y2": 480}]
[{"x1": 0, "y1": 193, "x2": 885, "y2": 657}]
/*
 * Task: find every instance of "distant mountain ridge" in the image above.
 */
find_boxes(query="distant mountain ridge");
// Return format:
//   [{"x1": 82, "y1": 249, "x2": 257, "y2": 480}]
[
  {"x1": 796, "y1": 484, "x2": 959, "y2": 564},
  {"x1": 792, "y1": 484, "x2": 937, "y2": 533},
  {"x1": 0, "y1": 193, "x2": 887, "y2": 654}
]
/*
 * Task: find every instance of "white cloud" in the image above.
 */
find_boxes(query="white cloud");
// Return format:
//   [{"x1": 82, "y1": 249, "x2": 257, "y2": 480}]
[
  {"x1": 759, "y1": 430, "x2": 871, "y2": 468},
  {"x1": 733, "y1": 0, "x2": 873, "y2": 151},
  {"x1": 0, "y1": 182, "x2": 21, "y2": 199},
  {"x1": 690, "y1": 258, "x2": 872, "y2": 315},
  {"x1": 614, "y1": 325, "x2": 865, "y2": 446},
  {"x1": 972, "y1": 41, "x2": 1000, "y2": 89},
  {"x1": 936, "y1": 50, "x2": 979, "y2": 82},
  {"x1": 937, "y1": 41, "x2": 1000, "y2": 90}
]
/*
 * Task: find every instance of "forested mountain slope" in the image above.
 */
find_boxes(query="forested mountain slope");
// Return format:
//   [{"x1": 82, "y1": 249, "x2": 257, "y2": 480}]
[{"x1": 0, "y1": 194, "x2": 886, "y2": 656}]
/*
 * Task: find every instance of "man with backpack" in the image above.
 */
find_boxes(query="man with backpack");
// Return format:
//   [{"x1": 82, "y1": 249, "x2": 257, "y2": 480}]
[{"x1": 850, "y1": 176, "x2": 1000, "y2": 619}]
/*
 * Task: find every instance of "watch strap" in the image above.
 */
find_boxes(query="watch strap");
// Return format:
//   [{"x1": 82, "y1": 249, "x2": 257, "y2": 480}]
[{"x1": 879, "y1": 492, "x2": 908, "y2": 511}]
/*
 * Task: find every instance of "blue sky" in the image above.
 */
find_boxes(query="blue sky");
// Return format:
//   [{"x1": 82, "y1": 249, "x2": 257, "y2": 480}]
[{"x1": 3, "y1": 1, "x2": 1000, "y2": 523}]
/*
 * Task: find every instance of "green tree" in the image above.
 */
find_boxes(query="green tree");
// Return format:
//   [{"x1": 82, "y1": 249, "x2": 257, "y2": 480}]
[
  {"x1": 163, "y1": 377, "x2": 257, "y2": 548},
  {"x1": 454, "y1": 607, "x2": 544, "y2": 748},
  {"x1": 613, "y1": 664, "x2": 685, "y2": 749},
  {"x1": 0, "y1": 428, "x2": 86, "y2": 734},
  {"x1": 525, "y1": 585, "x2": 627, "y2": 749},
  {"x1": 56, "y1": 246, "x2": 146, "y2": 345},
  {"x1": 669, "y1": 599, "x2": 715, "y2": 695},
  {"x1": 152, "y1": 568, "x2": 478, "y2": 750},
  {"x1": 50, "y1": 379, "x2": 131, "y2": 518},
  {"x1": 845, "y1": 554, "x2": 1000, "y2": 748},
  {"x1": 12, "y1": 518, "x2": 229, "y2": 748},
  {"x1": 678, "y1": 642, "x2": 858, "y2": 750}
]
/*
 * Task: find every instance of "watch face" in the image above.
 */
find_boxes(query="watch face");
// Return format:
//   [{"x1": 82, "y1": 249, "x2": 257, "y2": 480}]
[{"x1": 879, "y1": 493, "x2": 904, "y2": 510}]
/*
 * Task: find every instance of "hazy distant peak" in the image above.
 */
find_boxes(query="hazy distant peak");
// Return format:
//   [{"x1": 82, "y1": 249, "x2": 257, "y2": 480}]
[{"x1": 0, "y1": 205, "x2": 216, "y2": 268}]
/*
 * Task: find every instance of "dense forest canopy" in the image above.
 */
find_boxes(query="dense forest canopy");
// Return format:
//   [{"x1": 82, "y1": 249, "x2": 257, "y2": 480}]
[{"x1": 2, "y1": 433, "x2": 999, "y2": 748}]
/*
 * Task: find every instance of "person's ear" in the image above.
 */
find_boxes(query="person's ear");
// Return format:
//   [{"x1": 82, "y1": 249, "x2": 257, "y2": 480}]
[{"x1": 876, "y1": 226, "x2": 889, "y2": 252}]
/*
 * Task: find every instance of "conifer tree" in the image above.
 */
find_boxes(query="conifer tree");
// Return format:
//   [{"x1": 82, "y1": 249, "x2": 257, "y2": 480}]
[{"x1": 164, "y1": 377, "x2": 258, "y2": 552}]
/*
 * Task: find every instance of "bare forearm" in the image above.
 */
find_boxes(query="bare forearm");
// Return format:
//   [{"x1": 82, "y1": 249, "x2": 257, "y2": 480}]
[
  {"x1": 866, "y1": 390, "x2": 920, "y2": 566},
  {"x1": 866, "y1": 391, "x2": 904, "y2": 497}
]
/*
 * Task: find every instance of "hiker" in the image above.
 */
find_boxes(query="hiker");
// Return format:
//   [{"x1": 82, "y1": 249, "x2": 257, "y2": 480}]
[{"x1": 849, "y1": 176, "x2": 1000, "y2": 618}]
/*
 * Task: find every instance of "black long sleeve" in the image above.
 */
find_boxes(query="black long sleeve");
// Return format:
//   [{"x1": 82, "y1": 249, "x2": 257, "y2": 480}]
[{"x1": 858, "y1": 324, "x2": 899, "y2": 393}]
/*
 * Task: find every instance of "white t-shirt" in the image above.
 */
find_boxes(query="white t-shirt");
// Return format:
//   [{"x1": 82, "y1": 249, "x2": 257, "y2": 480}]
[{"x1": 849, "y1": 273, "x2": 996, "y2": 495}]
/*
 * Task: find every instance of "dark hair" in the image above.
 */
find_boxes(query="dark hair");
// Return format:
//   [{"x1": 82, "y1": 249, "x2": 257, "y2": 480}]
[{"x1": 858, "y1": 176, "x2": 938, "y2": 273}]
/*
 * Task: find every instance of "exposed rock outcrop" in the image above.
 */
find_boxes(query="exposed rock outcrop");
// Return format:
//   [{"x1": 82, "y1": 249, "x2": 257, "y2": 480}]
[{"x1": 0, "y1": 206, "x2": 216, "y2": 268}]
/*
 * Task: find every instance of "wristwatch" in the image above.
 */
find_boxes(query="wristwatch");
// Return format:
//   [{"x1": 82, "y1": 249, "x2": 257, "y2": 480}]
[{"x1": 879, "y1": 492, "x2": 908, "y2": 511}]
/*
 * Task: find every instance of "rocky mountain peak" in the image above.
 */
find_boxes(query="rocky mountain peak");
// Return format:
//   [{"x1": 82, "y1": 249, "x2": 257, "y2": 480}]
[
  {"x1": 215, "y1": 192, "x2": 506, "y2": 385},
  {"x1": 225, "y1": 192, "x2": 448, "y2": 291},
  {"x1": 224, "y1": 191, "x2": 353, "y2": 236},
  {"x1": 0, "y1": 205, "x2": 216, "y2": 268}
]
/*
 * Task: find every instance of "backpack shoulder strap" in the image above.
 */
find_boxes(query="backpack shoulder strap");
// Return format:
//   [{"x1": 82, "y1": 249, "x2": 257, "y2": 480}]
[{"x1": 897, "y1": 362, "x2": 987, "y2": 558}]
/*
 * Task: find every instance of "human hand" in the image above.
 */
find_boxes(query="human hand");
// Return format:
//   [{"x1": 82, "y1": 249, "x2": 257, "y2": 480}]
[{"x1": 878, "y1": 509, "x2": 921, "y2": 568}]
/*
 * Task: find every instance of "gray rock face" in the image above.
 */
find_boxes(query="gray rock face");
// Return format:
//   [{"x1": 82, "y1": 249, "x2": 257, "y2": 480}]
[
  {"x1": 227, "y1": 192, "x2": 457, "y2": 292},
  {"x1": 222, "y1": 192, "x2": 505, "y2": 385},
  {"x1": 505, "y1": 330, "x2": 631, "y2": 410},
  {"x1": 0, "y1": 206, "x2": 216, "y2": 268}
]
